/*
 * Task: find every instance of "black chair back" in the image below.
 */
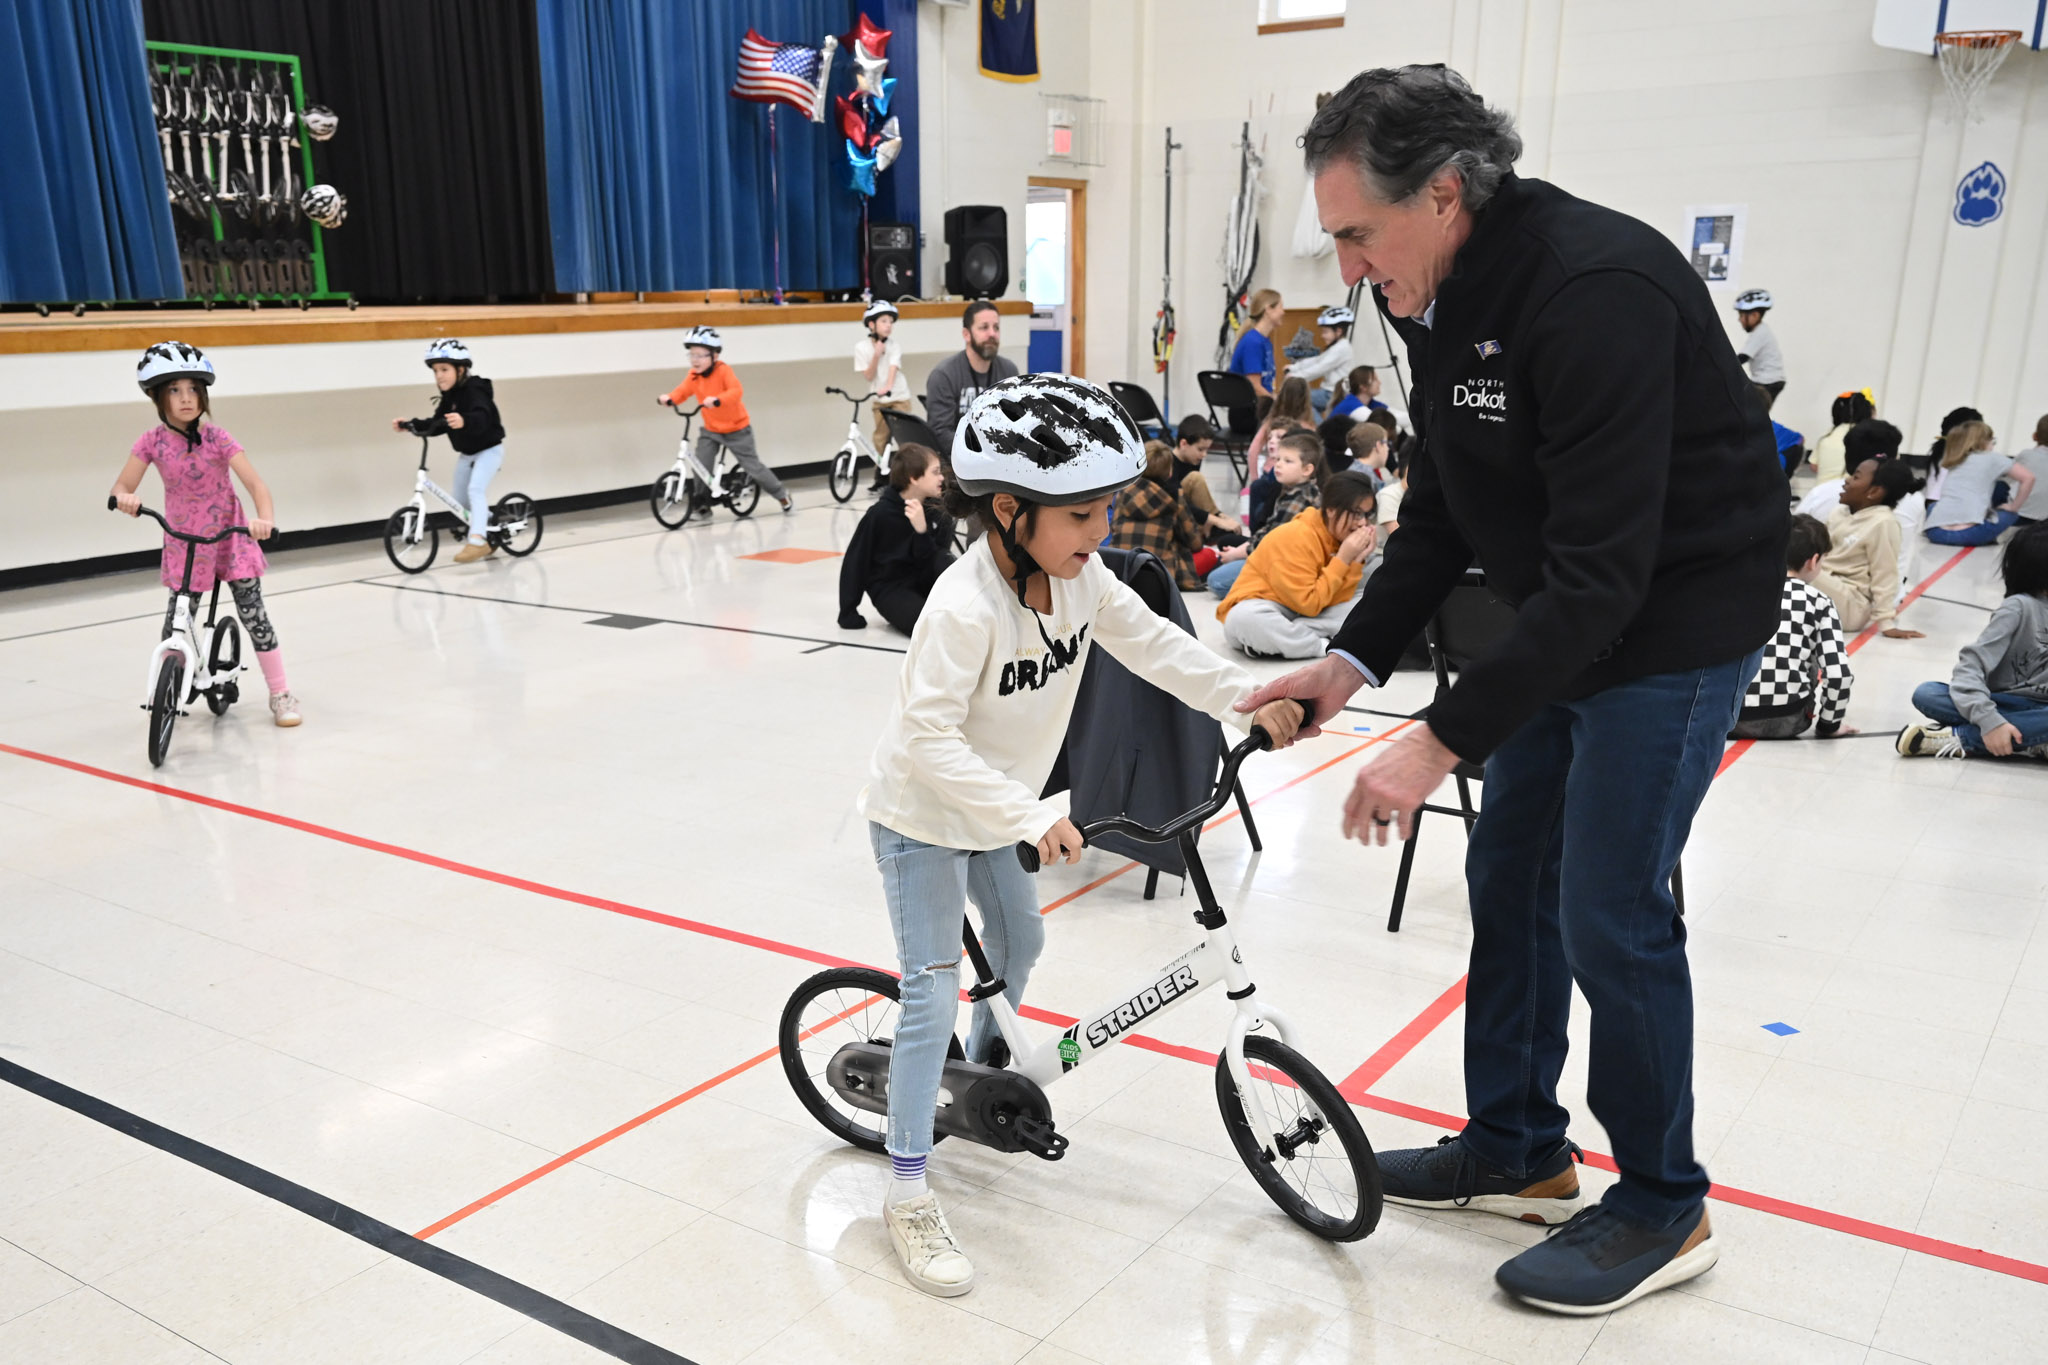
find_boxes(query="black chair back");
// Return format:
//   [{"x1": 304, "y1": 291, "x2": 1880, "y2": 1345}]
[
  {"x1": 881, "y1": 407, "x2": 945, "y2": 457},
  {"x1": 1197, "y1": 370, "x2": 1259, "y2": 432},
  {"x1": 1108, "y1": 381, "x2": 1166, "y2": 436}
]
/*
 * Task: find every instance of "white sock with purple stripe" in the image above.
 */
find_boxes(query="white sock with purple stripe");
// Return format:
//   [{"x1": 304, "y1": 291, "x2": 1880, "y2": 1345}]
[{"x1": 886, "y1": 1154, "x2": 929, "y2": 1205}]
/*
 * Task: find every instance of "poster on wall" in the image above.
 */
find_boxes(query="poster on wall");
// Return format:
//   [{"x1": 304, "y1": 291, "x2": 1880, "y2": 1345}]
[{"x1": 1682, "y1": 203, "x2": 1745, "y2": 285}]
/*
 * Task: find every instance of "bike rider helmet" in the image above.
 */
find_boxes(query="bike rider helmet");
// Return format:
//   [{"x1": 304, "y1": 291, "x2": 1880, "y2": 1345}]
[
  {"x1": 681, "y1": 325, "x2": 724, "y2": 352},
  {"x1": 863, "y1": 299, "x2": 898, "y2": 326},
  {"x1": 300, "y1": 105, "x2": 339, "y2": 141},
  {"x1": 1734, "y1": 288, "x2": 1773, "y2": 312},
  {"x1": 423, "y1": 338, "x2": 472, "y2": 369},
  {"x1": 952, "y1": 374, "x2": 1145, "y2": 626},
  {"x1": 136, "y1": 341, "x2": 216, "y2": 393},
  {"x1": 299, "y1": 184, "x2": 346, "y2": 228},
  {"x1": 1316, "y1": 305, "x2": 1356, "y2": 329}
]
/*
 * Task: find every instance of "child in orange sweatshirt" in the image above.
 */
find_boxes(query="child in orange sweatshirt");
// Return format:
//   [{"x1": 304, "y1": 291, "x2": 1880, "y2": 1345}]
[
  {"x1": 656, "y1": 326, "x2": 792, "y2": 512},
  {"x1": 1217, "y1": 471, "x2": 1379, "y2": 659}
]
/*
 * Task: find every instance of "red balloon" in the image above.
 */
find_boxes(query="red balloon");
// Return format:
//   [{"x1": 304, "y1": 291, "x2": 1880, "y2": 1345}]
[
  {"x1": 836, "y1": 94, "x2": 871, "y2": 149},
  {"x1": 842, "y1": 11, "x2": 892, "y2": 60}
]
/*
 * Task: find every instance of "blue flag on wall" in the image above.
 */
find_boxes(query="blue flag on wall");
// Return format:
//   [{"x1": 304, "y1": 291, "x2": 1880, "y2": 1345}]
[{"x1": 980, "y1": 0, "x2": 1037, "y2": 82}]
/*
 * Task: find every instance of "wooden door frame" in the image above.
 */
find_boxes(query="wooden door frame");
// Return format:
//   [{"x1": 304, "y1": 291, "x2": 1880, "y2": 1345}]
[{"x1": 1027, "y1": 176, "x2": 1086, "y2": 377}]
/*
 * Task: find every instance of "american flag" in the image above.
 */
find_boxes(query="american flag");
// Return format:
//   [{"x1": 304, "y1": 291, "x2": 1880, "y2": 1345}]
[{"x1": 732, "y1": 30, "x2": 824, "y2": 117}]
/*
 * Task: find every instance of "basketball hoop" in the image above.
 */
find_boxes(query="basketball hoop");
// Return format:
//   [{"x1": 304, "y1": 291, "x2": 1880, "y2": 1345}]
[{"x1": 1936, "y1": 30, "x2": 2021, "y2": 122}]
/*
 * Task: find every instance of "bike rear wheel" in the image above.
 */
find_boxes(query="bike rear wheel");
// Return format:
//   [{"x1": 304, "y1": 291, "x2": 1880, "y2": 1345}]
[
  {"x1": 492, "y1": 494, "x2": 543, "y2": 556},
  {"x1": 383, "y1": 507, "x2": 437, "y2": 574},
  {"x1": 147, "y1": 655, "x2": 185, "y2": 767},
  {"x1": 1215, "y1": 1034, "x2": 1382, "y2": 1242},
  {"x1": 650, "y1": 470, "x2": 693, "y2": 528},
  {"x1": 779, "y1": 967, "x2": 961, "y2": 1154},
  {"x1": 829, "y1": 448, "x2": 858, "y2": 503}
]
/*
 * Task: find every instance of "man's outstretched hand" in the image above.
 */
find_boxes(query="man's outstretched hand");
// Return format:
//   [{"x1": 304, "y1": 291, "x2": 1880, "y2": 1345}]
[{"x1": 1237, "y1": 654, "x2": 1368, "y2": 739}]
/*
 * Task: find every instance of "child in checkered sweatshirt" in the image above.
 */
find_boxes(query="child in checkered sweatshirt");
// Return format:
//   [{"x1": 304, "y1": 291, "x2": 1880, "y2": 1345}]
[{"x1": 1731, "y1": 514, "x2": 1854, "y2": 739}]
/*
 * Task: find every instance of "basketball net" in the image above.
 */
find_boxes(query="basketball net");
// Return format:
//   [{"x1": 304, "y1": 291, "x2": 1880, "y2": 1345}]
[{"x1": 1937, "y1": 30, "x2": 2021, "y2": 122}]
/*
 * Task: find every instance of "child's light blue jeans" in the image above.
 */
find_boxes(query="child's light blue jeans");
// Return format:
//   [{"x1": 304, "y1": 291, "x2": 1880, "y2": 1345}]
[
  {"x1": 869, "y1": 821, "x2": 1044, "y2": 1160},
  {"x1": 453, "y1": 444, "x2": 505, "y2": 543}
]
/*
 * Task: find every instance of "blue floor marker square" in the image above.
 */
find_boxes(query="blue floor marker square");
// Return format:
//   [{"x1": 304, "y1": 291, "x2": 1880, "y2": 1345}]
[{"x1": 1761, "y1": 1021, "x2": 1799, "y2": 1036}]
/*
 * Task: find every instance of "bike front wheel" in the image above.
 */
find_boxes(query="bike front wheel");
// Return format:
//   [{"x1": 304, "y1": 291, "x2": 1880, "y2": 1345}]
[
  {"x1": 778, "y1": 967, "x2": 962, "y2": 1155},
  {"x1": 382, "y1": 506, "x2": 437, "y2": 574},
  {"x1": 730, "y1": 472, "x2": 762, "y2": 519},
  {"x1": 650, "y1": 470, "x2": 693, "y2": 529},
  {"x1": 1215, "y1": 1034, "x2": 1382, "y2": 1242},
  {"x1": 828, "y1": 448, "x2": 858, "y2": 503},
  {"x1": 147, "y1": 654, "x2": 185, "y2": 767},
  {"x1": 492, "y1": 494, "x2": 543, "y2": 557}
]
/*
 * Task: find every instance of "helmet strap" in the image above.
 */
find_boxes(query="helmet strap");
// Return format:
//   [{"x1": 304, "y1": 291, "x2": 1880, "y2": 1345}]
[{"x1": 993, "y1": 503, "x2": 1063, "y2": 657}]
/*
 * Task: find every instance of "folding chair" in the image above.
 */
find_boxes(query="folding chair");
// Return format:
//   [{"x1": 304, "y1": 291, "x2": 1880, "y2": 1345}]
[
  {"x1": 1108, "y1": 381, "x2": 1168, "y2": 442},
  {"x1": 1385, "y1": 573, "x2": 1688, "y2": 932},
  {"x1": 880, "y1": 406, "x2": 945, "y2": 457},
  {"x1": 1196, "y1": 370, "x2": 1259, "y2": 486}
]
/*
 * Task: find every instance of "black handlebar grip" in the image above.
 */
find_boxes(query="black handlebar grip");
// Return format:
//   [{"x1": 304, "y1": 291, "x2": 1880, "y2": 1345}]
[
  {"x1": 106, "y1": 495, "x2": 118, "y2": 511},
  {"x1": 1015, "y1": 841, "x2": 1042, "y2": 874}
]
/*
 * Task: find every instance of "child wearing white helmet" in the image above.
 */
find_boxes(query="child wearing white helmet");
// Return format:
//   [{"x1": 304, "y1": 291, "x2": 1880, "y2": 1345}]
[
  {"x1": 856, "y1": 300, "x2": 912, "y2": 476},
  {"x1": 856, "y1": 373, "x2": 1306, "y2": 1299},
  {"x1": 1289, "y1": 304, "x2": 1358, "y2": 417},
  {"x1": 657, "y1": 326, "x2": 792, "y2": 512},
  {"x1": 391, "y1": 339, "x2": 509, "y2": 564},
  {"x1": 110, "y1": 342, "x2": 302, "y2": 727},
  {"x1": 1733, "y1": 289, "x2": 1785, "y2": 399}
]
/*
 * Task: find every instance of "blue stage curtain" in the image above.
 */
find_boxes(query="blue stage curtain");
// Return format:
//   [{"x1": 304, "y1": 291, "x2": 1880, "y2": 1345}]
[
  {"x1": 0, "y1": 0, "x2": 182, "y2": 303},
  {"x1": 861, "y1": 0, "x2": 918, "y2": 237},
  {"x1": 539, "y1": 0, "x2": 862, "y2": 294}
]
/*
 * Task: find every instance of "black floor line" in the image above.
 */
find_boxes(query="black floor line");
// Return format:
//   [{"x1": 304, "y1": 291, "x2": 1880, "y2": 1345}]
[
  {"x1": 0, "y1": 575, "x2": 391, "y2": 646},
  {"x1": 0, "y1": 1055, "x2": 697, "y2": 1365},
  {"x1": 1342, "y1": 704, "x2": 1427, "y2": 722},
  {"x1": 358, "y1": 580, "x2": 909, "y2": 654},
  {"x1": 1913, "y1": 593, "x2": 1995, "y2": 612}
]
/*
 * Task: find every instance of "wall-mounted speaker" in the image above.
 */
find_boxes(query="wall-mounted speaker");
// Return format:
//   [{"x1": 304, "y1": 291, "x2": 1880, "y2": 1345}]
[
  {"x1": 943, "y1": 205, "x2": 1008, "y2": 298},
  {"x1": 866, "y1": 222, "x2": 918, "y2": 302}
]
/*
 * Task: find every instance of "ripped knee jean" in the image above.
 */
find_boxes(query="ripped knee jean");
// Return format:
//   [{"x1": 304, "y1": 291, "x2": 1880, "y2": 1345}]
[{"x1": 869, "y1": 821, "x2": 1045, "y2": 1159}]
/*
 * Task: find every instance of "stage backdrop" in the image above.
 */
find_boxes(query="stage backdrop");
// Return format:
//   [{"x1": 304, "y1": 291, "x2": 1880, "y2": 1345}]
[
  {"x1": 0, "y1": 0, "x2": 183, "y2": 304},
  {"x1": 142, "y1": 0, "x2": 554, "y2": 303},
  {"x1": 537, "y1": 0, "x2": 862, "y2": 294}
]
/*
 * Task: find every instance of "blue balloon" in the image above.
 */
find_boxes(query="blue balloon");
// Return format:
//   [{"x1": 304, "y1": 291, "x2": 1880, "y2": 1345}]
[
  {"x1": 873, "y1": 78, "x2": 897, "y2": 118},
  {"x1": 846, "y1": 139, "x2": 878, "y2": 196}
]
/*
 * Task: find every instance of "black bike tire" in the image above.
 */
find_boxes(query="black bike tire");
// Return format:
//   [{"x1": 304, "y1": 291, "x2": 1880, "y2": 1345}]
[
  {"x1": 650, "y1": 471, "x2": 691, "y2": 529},
  {"x1": 778, "y1": 967, "x2": 961, "y2": 1155},
  {"x1": 492, "y1": 494, "x2": 543, "y2": 557},
  {"x1": 828, "y1": 449, "x2": 858, "y2": 503},
  {"x1": 731, "y1": 474, "x2": 762, "y2": 519},
  {"x1": 1214, "y1": 1034, "x2": 1383, "y2": 1242},
  {"x1": 382, "y1": 507, "x2": 437, "y2": 574},
  {"x1": 148, "y1": 654, "x2": 184, "y2": 767}
]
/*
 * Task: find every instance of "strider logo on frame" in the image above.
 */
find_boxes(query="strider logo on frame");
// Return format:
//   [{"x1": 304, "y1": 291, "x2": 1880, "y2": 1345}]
[
  {"x1": 1083, "y1": 965, "x2": 1199, "y2": 1047},
  {"x1": 999, "y1": 624, "x2": 1089, "y2": 696},
  {"x1": 1452, "y1": 376, "x2": 1508, "y2": 423}
]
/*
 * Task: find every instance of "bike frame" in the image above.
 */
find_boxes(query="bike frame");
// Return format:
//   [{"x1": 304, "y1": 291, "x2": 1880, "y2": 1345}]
[
  {"x1": 397, "y1": 437, "x2": 526, "y2": 539},
  {"x1": 663, "y1": 407, "x2": 747, "y2": 506},
  {"x1": 124, "y1": 507, "x2": 246, "y2": 713}
]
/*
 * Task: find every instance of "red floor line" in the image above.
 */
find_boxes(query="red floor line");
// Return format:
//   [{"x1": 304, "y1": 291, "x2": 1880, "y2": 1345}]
[
  {"x1": 1845, "y1": 545, "x2": 1975, "y2": 655},
  {"x1": 1340, "y1": 975, "x2": 1468, "y2": 1094}
]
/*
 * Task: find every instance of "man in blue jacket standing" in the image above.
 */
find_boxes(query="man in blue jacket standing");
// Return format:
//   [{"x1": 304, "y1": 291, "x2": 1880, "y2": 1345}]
[{"x1": 1245, "y1": 65, "x2": 1786, "y2": 1315}]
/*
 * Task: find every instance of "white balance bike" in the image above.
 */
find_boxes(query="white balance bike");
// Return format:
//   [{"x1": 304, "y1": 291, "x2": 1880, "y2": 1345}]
[
  {"x1": 110, "y1": 498, "x2": 253, "y2": 767},
  {"x1": 824, "y1": 386, "x2": 895, "y2": 503},
  {"x1": 649, "y1": 403, "x2": 762, "y2": 527},
  {"x1": 383, "y1": 434, "x2": 543, "y2": 573},
  {"x1": 778, "y1": 701, "x2": 1384, "y2": 1242}
]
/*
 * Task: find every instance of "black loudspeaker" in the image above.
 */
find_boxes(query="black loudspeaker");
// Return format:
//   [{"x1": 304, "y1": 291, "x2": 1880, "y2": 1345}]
[
  {"x1": 867, "y1": 221, "x2": 918, "y2": 302},
  {"x1": 943, "y1": 205, "x2": 1008, "y2": 298}
]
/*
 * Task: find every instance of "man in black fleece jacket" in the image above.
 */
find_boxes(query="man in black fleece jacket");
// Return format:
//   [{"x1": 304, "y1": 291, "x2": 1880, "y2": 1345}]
[{"x1": 1246, "y1": 67, "x2": 1786, "y2": 1315}]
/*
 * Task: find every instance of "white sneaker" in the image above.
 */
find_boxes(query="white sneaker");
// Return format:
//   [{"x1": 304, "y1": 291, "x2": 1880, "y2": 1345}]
[
  {"x1": 883, "y1": 1192, "x2": 974, "y2": 1297},
  {"x1": 1896, "y1": 722, "x2": 1963, "y2": 758}
]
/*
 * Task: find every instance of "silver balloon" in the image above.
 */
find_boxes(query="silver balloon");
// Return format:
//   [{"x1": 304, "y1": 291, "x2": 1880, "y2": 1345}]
[{"x1": 873, "y1": 117, "x2": 903, "y2": 172}]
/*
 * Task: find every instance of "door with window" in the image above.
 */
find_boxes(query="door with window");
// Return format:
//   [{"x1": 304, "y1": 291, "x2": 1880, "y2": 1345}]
[{"x1": 1024, "y1": 178, "x2": 1086, "y2": 376}]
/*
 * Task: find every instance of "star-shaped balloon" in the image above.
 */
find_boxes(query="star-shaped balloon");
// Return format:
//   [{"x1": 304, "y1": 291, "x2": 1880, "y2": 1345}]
[
  {"x1": 872, "y1": 77, "x2": 897, "y2": 118},
  {"x1": 871, "y1": 116, "x2": 902, "y2": 171},
  {"x1": 852, "y1": 44, "x2": 889, "y2": 97},
  {"x1": 843, "y1": 12, "x2": 892, "y2": 60},
  {"x1": 835, "y1": 94, "x2": 870, "y2": 149},
  {"x1": 846, "y1": 139, "x2": 878, "y2": 196}
]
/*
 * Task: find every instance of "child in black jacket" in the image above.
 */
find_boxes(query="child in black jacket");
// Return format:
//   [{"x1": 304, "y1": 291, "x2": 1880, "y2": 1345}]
[
  {"x1": 392, "y1": 339, "x2": 508, "y2": 563},
  {"x1": 839, "y1": 444, "x2": 955, "y2": 634}
]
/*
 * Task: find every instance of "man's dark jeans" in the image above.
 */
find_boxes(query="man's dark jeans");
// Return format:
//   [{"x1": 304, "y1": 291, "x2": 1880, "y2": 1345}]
[{"x1": 1458, "y1": 651, "x2": 1760, "y2": 1228}]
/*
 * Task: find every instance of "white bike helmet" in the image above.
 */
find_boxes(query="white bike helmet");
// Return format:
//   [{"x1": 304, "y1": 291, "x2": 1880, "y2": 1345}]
[
  {"x1": 951, "y1": 374, "x2": 1145, "y2": 507},
  {"x1": 1316, "y1": 305, "x2": 1356, "y2": 328},
  {"x1": 300, "y1": 184, "x2": 346, "y2": 228},
  {"x1": 1734, "y1": 288, "x2": 1773, "y2": 312},
  {"x1": 681, "y1": 325, "x2": 723, "y2": 352},
  {"x1": 300, "y1": 105, "x2": 339, "y2": 141},
  {"x1": 863, "y1": 299, "x2": 898, "y2": 325},
  {"x1": 423, "y1": 338, "x2": 472, "y2": 368},
  {"x1": 136, "y1": 340, "x2": 215, "y2": 392}
]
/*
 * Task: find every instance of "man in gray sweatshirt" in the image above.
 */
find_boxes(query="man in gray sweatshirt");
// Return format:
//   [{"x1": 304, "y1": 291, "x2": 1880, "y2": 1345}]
[{"x1": 924, "y1": 300, "x2": 1019, "y2": 454}]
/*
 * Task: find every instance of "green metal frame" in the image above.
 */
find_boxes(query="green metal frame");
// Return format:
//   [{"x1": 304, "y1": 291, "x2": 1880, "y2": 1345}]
[{"x1": 146, "y1": 40, "x2": 347, "y2": 304}]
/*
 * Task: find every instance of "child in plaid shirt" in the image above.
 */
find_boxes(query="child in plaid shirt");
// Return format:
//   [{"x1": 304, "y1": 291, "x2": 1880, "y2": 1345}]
[
  {"x1": 1108, "y1": 441, "x2": 1205, "y2": 588},
  {"x1": 1732, "y1": 514, "x2": 1854, "y2": 739}
]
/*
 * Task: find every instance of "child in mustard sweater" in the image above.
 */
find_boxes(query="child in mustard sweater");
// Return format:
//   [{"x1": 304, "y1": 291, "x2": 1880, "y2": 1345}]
[{"x1": 1217, "y1": 471, "x2": 1379, "y2": 659}]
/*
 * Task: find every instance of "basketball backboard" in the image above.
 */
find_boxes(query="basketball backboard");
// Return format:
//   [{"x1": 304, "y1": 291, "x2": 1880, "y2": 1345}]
[{"x1": 1874, "y1": 0, "x2": 2045, "y2": 53}]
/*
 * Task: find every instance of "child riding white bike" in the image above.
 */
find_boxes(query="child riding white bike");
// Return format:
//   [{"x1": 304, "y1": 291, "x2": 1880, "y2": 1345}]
[
  {"x1": 391, "y1": 339, "x2": 508, "y2": 564},
  {"x1": 658, "y1": 326, "x2": 792, "y2": 513},
  {"x1": 109, "y1": 341, "x2": 301, "y2": 728},
  {"x1": 855, "y1": 374, "x2": 1303, "y2": 1297}
]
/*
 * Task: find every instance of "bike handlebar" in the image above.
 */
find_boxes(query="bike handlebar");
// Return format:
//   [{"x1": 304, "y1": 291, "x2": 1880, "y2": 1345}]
[
  {"x1": 1015, "y1": 699, "x2": 1315, "y2": 874},
  {"x1": 108, "y1": 496, "x2": 255, "y2": 544},
  {"x1": 824, "y1": 386, "x2": 877, "y2": 406},
  {"x1": 667, "y1": 402, "x2": 702, "y2": 419}
]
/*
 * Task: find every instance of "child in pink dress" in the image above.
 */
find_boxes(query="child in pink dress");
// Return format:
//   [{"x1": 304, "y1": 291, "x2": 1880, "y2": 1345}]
[{"x1": 109, "y1": 342, "x2": 301, "y2": 727}]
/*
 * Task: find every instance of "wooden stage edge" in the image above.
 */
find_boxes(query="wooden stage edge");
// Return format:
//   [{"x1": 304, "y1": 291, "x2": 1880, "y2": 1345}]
[{"x1": 0, "y1": 298, "x2": 1032, "y2": 357}]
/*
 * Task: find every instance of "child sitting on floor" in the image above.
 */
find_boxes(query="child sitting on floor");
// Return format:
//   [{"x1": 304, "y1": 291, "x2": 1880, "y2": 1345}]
[
  {"x1": 1898, "y1": 521, "x2": 2048, "y2": 759},
  {"x1": 1813, "y1": 459, "x2": 1926, "y2": 639},
  {"x1": 1732, "y1": 514, "x2": 1853, "y2": 740},
  {"x1": 1207, "y1": 431, "x2": 1323, "y2": 596},
  {"x1": 1216, "y1": 471, "x2": 1380, "y2": 659},
  {"x1": 1107, "y1": 440, "x2": 1206, "y2": 589}
]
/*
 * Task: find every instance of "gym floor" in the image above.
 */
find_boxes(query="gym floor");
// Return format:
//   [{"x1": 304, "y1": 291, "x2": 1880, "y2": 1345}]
[{"x1": 1, "y1": 466, "x2": 2043, "y2": 1364}]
